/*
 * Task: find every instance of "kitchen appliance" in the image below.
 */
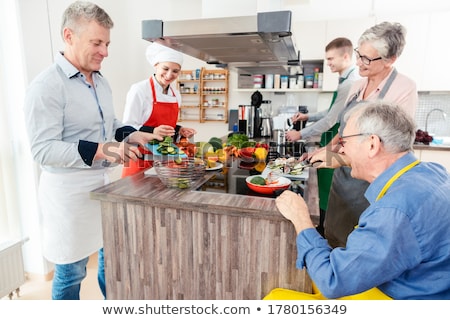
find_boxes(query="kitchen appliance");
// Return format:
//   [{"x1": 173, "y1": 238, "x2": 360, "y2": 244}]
[
  {"x1": 141, "y1": 11, "x2": 301, "y2": 75},
  {"x1": 240, "y1": 90, "x2": 263, "y2": 138},
  {"x1": 238, "y1": 105, "x2": 255, "y2": 138},
  {"x1": 260, "y1": 117, "x2": 272, "y2": 138},
  {"x1": 259, "y1": 99, "x2": 272, "y2": 138}
]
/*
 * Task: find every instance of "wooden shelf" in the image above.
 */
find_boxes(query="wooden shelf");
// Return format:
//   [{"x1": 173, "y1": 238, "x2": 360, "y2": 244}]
[
  {"x1": 178, "y1": 68, "x2": 229, "y2": 123},
  {"x1": 200, "y1": 68, "x2": 228, "y2": 123},
  {"x1": 235, "y1": 88, "x2": 329, "y2": 93}
]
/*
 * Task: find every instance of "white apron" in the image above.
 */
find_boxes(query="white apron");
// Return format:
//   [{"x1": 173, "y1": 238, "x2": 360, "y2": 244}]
[{"x1": 38, "y1": 168, "x2": 109, "y2": 264}]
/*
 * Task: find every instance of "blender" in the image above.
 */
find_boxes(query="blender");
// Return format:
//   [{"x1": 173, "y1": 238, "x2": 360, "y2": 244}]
[{"x1": 259, "y1": 100, "x2": 272, "y2": 138}]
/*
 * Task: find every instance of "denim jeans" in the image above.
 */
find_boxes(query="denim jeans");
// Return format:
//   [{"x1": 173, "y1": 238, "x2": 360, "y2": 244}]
[{"x1": 52, "y1": 248, "x2": 106, "y2": 300}]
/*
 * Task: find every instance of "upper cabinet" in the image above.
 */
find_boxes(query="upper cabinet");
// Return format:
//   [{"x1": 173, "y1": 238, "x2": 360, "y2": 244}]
[
  {"x1": 420, "y1": 12, "x2": 450, "y2": 91},
  {"x1": 291, "y1": 18, "x2": 376, "y2": 92},
  {"x1": 375, "y1": 13, "x2": 429, "y2": 91},
  {"x1": 235, "y1": 13, "x2": 450, "y2": 93},
  {"x1": 376, "y1": 12, "x2": 450, "y2": 91},
  {"x1": 292, "y1": 21, "x2": 327, "y2": 61},
  {"x1": 323, "y1": 18, "x2": 376, "y2": 91}
]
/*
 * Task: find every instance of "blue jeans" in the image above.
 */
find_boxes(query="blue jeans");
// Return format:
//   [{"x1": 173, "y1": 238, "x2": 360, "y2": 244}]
[{"x1": 52, "y1": 249, "x2": 106, "y2": 300}]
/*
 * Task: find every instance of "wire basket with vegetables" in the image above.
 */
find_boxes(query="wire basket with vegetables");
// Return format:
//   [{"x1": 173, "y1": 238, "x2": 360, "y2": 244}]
[{"x1": 154, "y1": 159, "x2": 206, "y2": 189}]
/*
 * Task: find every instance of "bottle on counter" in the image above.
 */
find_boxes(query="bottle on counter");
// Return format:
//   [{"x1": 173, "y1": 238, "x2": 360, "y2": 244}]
[{"x1": 313, "y1": 67, "x2": 320, "y2": 88}]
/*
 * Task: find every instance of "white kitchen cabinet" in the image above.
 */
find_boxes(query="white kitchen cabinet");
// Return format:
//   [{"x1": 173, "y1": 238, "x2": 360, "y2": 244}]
[
  {"x1": 416, "y1": 148, "x2": 450, "y2": 172},
  {"x1": 325, "y1": 18, "x2": 376, "y2": 46},
  {"x1": 420, "y1": 12, "x2": 450, "y2": 91},
  {"x1": 322, "y1": 17, "x2": 376, "y2": 91},
  {"x1": 296, "y1": 18, "x2": 376, "y2": 92},
  {"x1": 375, "y1": 12, "x2": 450, "y2": 91},
  {"x1": 292, "y1": 18, "x2": 374, "y2": 92},
  {"x1": 292, "y1": 21, "x2": 327, "y2": 60},
  {"x1": 375, "y1": 13, "x2": 429, "y2": 90}
]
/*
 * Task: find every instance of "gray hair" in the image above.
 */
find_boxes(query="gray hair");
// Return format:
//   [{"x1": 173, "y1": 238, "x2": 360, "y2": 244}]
[
  {"x1": 61, "y1": 1, "x2": 113, "y2": 39},
  {"x1": 358, "y1": 22, "x2": 406, "y2": 59},
  {"x1": 343, "y1": 101, "x2": 416, "y2": 153}
]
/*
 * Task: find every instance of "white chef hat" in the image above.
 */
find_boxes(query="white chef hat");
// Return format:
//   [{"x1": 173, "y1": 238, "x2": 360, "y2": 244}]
[{"x1": 145, "y1": 42, "x2": 183, "y2": 67}]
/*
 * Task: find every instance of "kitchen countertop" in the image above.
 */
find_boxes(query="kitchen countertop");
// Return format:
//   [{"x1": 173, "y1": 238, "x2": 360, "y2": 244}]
[
  {"x1": 90, "y1": 163, "x2": 319, "y2": 299},
  {"x1": 413, "y1": 143, "x2": 450, "y2": 151},
  {"x1": 91, "y1": 164, "x2": 319, "y2": 224}
]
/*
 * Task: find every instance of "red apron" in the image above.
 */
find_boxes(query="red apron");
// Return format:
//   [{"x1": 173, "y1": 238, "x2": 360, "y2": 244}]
[{"x1": 121, "y1": 77, "x2": 179, "y2": 177}]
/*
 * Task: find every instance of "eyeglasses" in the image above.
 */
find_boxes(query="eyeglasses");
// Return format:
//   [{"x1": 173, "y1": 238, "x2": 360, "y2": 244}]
[
  {"x1": 354, "y1": 49, "x2": 382, "y2": 65},
  {"x1": 338, "y1": 133, "x2": 372, "y2": 147}
]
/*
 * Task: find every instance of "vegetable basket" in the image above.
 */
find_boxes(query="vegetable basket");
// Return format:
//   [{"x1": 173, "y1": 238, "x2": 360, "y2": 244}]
[{"x1": 154, "y1": 159, "x2": 206, "y2": 189}]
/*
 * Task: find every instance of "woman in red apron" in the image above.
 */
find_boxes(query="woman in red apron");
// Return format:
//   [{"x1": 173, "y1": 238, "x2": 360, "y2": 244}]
[{"x1": 122, "y1": 43, "x2": 196, "y2": 177}]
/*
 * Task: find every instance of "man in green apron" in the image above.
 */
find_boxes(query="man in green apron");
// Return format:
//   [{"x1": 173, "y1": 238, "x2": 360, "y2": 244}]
[{"x1": 286, "y1": 37, "x2": 360, "y2": 234}]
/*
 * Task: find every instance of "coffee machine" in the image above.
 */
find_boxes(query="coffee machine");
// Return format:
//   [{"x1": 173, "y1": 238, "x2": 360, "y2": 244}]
[
  {"x1": 238, "y1": 91, "x2": 263, "y2": 138},
  {"x1": 238, "y1": 105, "x2": 263, "y2": 138}
]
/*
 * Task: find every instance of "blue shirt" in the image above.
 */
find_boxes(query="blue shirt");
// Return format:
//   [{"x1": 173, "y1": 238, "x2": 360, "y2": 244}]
[
  {"x1": 24, "y1": 52, "x2": 134, "y2": 172},
  {"x1": 296, "y1": 152, "x2": 450, "y2": 299}
]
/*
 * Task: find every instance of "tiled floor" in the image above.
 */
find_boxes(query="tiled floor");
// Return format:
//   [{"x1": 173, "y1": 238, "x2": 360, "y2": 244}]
[{"x1": 1, "y1": 253, "x2": 103, "y2": 300}]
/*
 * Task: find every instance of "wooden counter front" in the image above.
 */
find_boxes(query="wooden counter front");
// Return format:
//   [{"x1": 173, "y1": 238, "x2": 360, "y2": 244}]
[{"x1": 91, "y1": 168, "x2": 319, "y2": 300}]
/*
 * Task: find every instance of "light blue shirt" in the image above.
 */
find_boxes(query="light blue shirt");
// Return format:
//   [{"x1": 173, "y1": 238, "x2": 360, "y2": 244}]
[
  {"x1": 24, "y1": 52, "x2": 131, "y2": 172},
  {"x1": 296, "y1": 152, "x2": 450, "y2": 299}
]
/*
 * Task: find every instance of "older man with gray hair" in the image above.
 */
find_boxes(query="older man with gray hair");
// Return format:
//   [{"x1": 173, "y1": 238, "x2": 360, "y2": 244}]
[{"x1": 266, "y1": 101, "x2": 450, "y2": 300}]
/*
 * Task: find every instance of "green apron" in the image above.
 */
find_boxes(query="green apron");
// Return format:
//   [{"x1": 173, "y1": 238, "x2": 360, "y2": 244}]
[
  {"x1": 325, "y1": 69, "x2": 398, "y2": 248},
  {"x1": 316, "y1": 69, "x2": 356, "y2": 212},
  {"x1": 317, "y1": 92, "x2": 339, "y2": 211}
]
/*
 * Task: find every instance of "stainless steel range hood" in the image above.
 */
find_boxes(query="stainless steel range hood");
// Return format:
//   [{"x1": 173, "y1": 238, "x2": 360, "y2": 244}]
[{"x1": 142, "y1": 11, "x2": 301, "y2": 75}]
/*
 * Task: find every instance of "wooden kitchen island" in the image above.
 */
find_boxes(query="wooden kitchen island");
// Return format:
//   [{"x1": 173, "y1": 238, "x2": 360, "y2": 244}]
[{"x1": 90, "y1": 167, "x2": 319, "y2": 300}]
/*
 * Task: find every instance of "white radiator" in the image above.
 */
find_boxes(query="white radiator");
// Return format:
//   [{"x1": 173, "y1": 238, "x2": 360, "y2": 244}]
[{"x1": 0, "y1": 238, "x2": 27, "y2": 299}]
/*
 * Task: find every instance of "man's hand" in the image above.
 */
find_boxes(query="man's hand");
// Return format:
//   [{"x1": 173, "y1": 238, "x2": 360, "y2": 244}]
[
  {"x1": 285, "y1": 130, "x2": 301, "y2": 142},
  {"x1": 128, "y1": 131, "x2": 163, "y2": 147},
  {"x1": 275, "y1": 190, "x2": 314, "y2": 234},
  {"x1": 96, "y1": 141, "x2": 141, "y2": 164},
  {"x1": 292, "y1": 112, "x2": 308, "y2": 123},
  {"x1": 95, "y1": 132, "x2": 164, "y2": 164}
]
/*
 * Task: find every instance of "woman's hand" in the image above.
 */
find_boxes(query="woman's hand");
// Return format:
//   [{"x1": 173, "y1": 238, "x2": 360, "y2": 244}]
[
  {"x1": 179, "y1": 127, "x2": 197, "y2": 138},
  {"x1": 154, "y1": 125, "x2": 175, "y2": 137},
  {"x1": 309, "y1": 147, "x2": 350, "y2": 168}
]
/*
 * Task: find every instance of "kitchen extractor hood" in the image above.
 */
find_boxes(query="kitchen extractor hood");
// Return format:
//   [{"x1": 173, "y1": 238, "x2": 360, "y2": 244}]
[{"x1": 142, "y1": 11, "x2": 301, "y2": 75}]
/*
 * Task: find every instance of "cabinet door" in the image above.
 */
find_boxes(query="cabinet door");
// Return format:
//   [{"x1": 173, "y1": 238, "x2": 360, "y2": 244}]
[
  {"x1": 322, "y1": 18, "x2": 376, "y2": 91},
  {"x1": 418, "y1": 149, "x2": 450, "y2": 172},
  {"x1": 292, "y1": 21, "x2": 327, "y2": 60},
  {"x1": 375, "y1": 13, "x2": 429, "y2": 90},
  {"x1": 421, "y1": 12, "x2": 450, "y2": 91}
]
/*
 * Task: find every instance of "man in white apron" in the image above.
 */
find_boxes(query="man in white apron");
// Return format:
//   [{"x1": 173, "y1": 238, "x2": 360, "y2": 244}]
[{"x1": 24, "y1": 1, "x2": 162, "y2": 299}]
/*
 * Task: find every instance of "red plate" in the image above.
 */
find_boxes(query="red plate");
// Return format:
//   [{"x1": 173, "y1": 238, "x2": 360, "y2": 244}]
[{"x1": 245, "y1": 175, "x2": 291, "y2": 195}]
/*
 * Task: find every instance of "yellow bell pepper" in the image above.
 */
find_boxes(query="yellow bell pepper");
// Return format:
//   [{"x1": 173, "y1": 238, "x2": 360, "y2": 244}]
[{"x1": 254, "y1": 147, "x2": 268, "y2": 162}]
